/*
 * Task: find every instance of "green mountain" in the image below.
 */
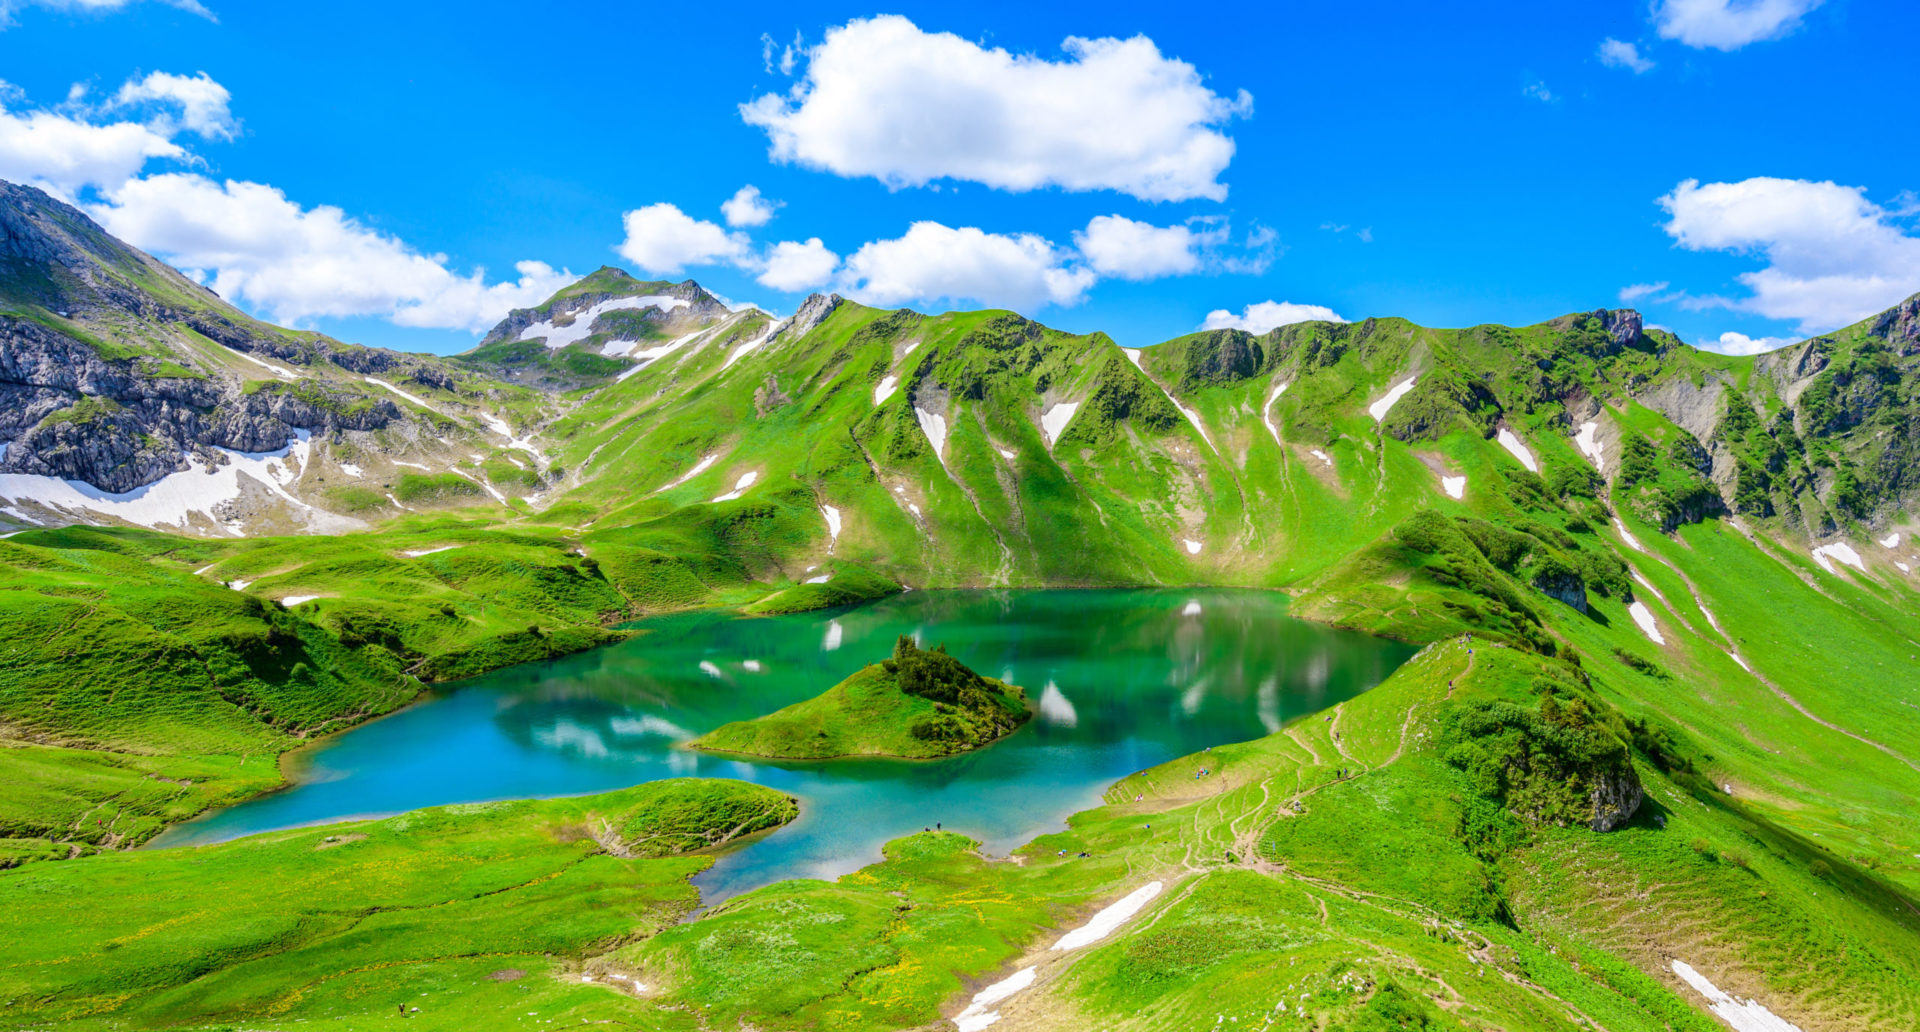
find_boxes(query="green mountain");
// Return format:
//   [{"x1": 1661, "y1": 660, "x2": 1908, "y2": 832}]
[{"x1": 2, "y1": 180, "x2": 1919, "y2": 1030}]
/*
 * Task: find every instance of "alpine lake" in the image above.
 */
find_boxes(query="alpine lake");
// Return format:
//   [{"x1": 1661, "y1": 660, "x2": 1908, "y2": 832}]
[{"x1": 155, "y1": 589, "x2": 1417, "y2": 902}]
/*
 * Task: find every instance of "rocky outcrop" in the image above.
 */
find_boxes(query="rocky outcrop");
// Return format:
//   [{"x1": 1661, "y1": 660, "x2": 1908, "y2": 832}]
[
  {"x1": 1588, "y1": 768, "x2": 1644, "y2": 832},
  {"x1": 785, "y1": 292, "x2": 844, "y2": 342},
  {"x1": 1600, "y1": 308, "x2": 1644, "y2": 349},
  {"x1": 1533, "y1": 570, "x2": 1589, "y2": 614},
  {"x1": 1870, "y1": 293, "x2": 1920, "y2": 356},
  {"x1": 0, "y1": 178, "x2": 453, "y2": 494},
  {"x1": 4, "y1": 404, "x2": 187, "y2": 491}
]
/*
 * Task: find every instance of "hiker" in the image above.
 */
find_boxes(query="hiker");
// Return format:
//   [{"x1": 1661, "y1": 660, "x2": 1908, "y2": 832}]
[{"x1": 936, "y1": 822, "x2": 942, "y2": 831}]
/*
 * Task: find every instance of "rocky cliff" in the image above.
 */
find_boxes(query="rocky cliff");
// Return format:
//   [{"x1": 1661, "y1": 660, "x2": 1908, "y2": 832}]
[{"x1": 0, "y1": 180, "x2": 490, "y2": 495}]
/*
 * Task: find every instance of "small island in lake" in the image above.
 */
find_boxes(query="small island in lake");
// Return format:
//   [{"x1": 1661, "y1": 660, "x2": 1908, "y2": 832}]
[{"x1": 690, "y1": 636, "x2": 1032, "y2": 759}]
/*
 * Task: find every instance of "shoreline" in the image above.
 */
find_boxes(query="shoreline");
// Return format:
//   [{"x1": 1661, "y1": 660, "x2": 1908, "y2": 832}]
[{"x1": 129, "y1": 584, "x2": 1401, "y2": 856}]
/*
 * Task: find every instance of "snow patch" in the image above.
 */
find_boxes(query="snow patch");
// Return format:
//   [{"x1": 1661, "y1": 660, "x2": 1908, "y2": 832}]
[
  {"x1": 1878, "y1": 532, "x2": 1901, "y2": 548},
  {"x1": 1310, "y1": 449, "x2": 1333, "y2": 467},
  {"x1": 1496, "y1": 428, "x2": 1538, "y2": 472},
  {"x1": 223, "y1": 344, "x2": 299, "y2": 379},
  {"x1": 659, "y1": 454, "x2": 717, "y2": 492},
  {"x1": 1182, "y1": 538, "x2": 1202, "y2": 555},
  {"x1": 1670, "y1": 960, "x2": 1805, "y2": 1032},
  {"x1": 951, "y1": 966, "x2": 1035, "y2": 1032},
  {"x1": 997, "y1": 448, "x2": 1016, "y2": 459},
  {"x1": 1038, "y1": 682, "x2": 1078, "y2": 727},
  {"x1": 711, "y1": 471, "x2": 758, "y2": 503},
  {"x1": 338, "y1": 463, "x2": 364, "y2": 478},
  {"x1": 1368, "y1": 376, "x2": 1418, "y2": 422},
  {"x1": 477, "y1": 412, "x2": 539, "y2": 456},
  {"x1": 1165, "y1": 392, "x2": 1216, "y2": 453},
  {"x1": 805, "y1": 574, "x2": 831, "y2": 584},
  {"x1": 1811, "y1": 542, "x2": 1864, "y2": 574},
  {"x1": 449, "y1": 468, "x2": 505, "y2": 503},
  {"x1": 1613, "y1": 517, "x2": 1645, "y2": 552},
  {"x1": 280, "y1": 595, "x2": 324, "y2": 606},
  {"x1": 364, "y1": 377, "x2": 433, "y2": 411},
  {"x1": 226, "y1": 579, "x2": 252, "y2": 591},
  {"x1": 1897, "y1": 561, "x2": 1912, "y2": 573},
  {"x1": 402, "y1": 545, "x2": 456, "y2": 558},
  {"x1": 1261, "y1": 380, "x2": 1290, "y2": 444},
  {"x1": 1575, "y1": 421, "x2": 1605, "y2": 471},
  {"x1": 1730, "y1": 653, "x2": 1752, "y2": 672},
  {"x1": 520, "y1": 296, "x2": 689, "y2": 351},
  {"x1": 873, "y1": 375, "x2": 898, "y2": 406},
  {"x1": 820, "y1": 504, "x2": 841, "y2": 548},
  {"x1": 623, "y1": 329, "x2": 704, "y2": 364},
  {"x1": 914, "y1": 407, "x2": 949, "y2": 465},
  {"x1": 1124, "y1": 350, "x2": 1215, "y2": 451},
  {"x1": 0, "y1": 430, "x2": 322, "y2": 537},
  {"x1": 721, "y1": 317, "x2": 790, "y2": 370},
  {"x1": 1441, "y1": 475, "x2": 1466, "y2": 499},
  {"x1": 1053, "y1": 881, "x2": 1164, "y2": 951},
  {"x1": 1041, "y1": 402, "x2": 1079, "y2": 448},
  {"x1": 1628, "y1": 601, "x2": 1665, "y2": 645}
]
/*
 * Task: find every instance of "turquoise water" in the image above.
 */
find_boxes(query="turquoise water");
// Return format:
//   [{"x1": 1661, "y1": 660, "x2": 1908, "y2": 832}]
[{"x1": 153, "y1": 590, "x2": 1414, "y2": 901}]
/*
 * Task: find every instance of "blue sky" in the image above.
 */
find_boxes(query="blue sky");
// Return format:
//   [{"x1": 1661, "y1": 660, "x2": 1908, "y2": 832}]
[{"x1": 2, "y1": 0, "x2": 1915, "y2": 356}]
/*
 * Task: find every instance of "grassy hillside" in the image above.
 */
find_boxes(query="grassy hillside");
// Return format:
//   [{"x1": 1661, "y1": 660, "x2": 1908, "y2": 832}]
[
  {"x1": 692, "y1": 635, "x2": 1031, "y2": 759},
  {"x1": 3, "y1": 251, "x2": 1920, "y2": 1030},
  {"x1": 0, "y1": 779, "x2": 796, "y2": 1028}
]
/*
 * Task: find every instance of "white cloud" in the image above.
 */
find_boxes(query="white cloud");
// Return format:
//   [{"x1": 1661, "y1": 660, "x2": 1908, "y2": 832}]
[
  {"x1": 1619, "y1": 281, "x2": 1671, "y2": 301},
  {"x1": 741, "y1": 15, "x2": 1251, "y2": 202},
  {"x1": 756, "y1": 238, "x2": 839, "y2": 292},
  {"x1": 1659, "y1": 176, "x2": 1920, "y2": 334},
  {"x1": 0, "y1": 96, "x2": 183, "y2": 199},
  {"x1": 1653, "y1": 0, "x2": 1822, "y2": 50},
  {"x1": 837, "y1": 221, "x2": 1095, "y2": 311},
  {"x1": 1522, "y1": 81, "x2": 1557, "y2": 103},
  {"x1": 1699, "y1": 330, "x2": 1793, "y2": 355},
  {"x1": 1201, "y1": 301, "x2": 1346, "y2": 334},
  {"x1": 1074, "y1": 214, "x2": 1217, "y2": 280},
  {"x1": 760, "y1": 31, "x2": 802, "y2": 75},
  {"x1": 721, "y1": 184, "x2": 779, "y2": 227},
  {"x1": 2, "y1": 72, "x2": 568, "y2": 336},
  {"x1": 93, "y1": 173, "x2": 572, "y2": 332},
  {"x1": 1598, "y1": 38, "x2": 1655, "y2": 73},
  {"x1": 109, "y1": 70, "x2": 235, "y2": 139},
  {"x1": 0, "y1": 0, "x2": 213, "y2": 28},
  {"x1": 616, "y1": 203, "x2": 749, "y2": 275}
]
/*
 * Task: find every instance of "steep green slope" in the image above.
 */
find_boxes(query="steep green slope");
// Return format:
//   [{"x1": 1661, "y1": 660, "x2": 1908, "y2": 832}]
[{"x1": 692, "y1": 635, "x2": 1030, "y2": 759}]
